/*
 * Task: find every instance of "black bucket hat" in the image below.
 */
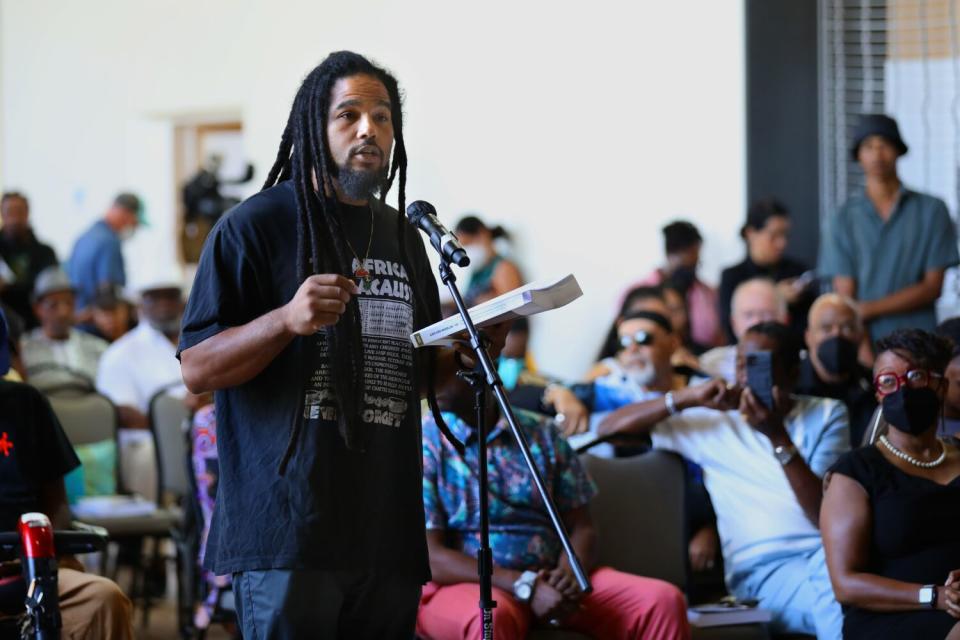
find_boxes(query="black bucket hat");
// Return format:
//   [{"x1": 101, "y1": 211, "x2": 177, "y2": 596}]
[{"x1": 851, "y1": 114, "x2": 908, "y2": 161}]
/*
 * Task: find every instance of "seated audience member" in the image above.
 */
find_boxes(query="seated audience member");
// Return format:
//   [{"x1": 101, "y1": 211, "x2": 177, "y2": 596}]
[
  {"x1": 454, "y1": 215, "x2": 523, "y2": 306},
  {"x1": 622, "y1": 220, "x2": 724, "y2": 351},
  {"x1": 78, "y1": 287, "x2": 136, "y2": 344},
  {"x1": 935, "y1": 317, "x2": 960, "y2": 438},
  {"x1": 21, "y1": 267, "x2": 109, "y2": 388},
  {"x1": 97, "y1": 282, "x2": 186, "y2": 429},
  {"x1": 719, "y1": 198, "x2": 814, "y2": 341},
  {"x1": 97, "y1": 282, "x2": 189, "y2": 501},
  {"x1": 796, "y1": 293, "x2": 877, "y2": 446},
  {"x1": 0, "y1": 309, "x2": 134, "y2": 639},
  {"x1": 67, "y1": 193, "x2": 143, "y2": 314},
  {"x1": 594, "y1": 286, "x2": 698, "y2": 375},
  {"x1": 546, "y1": 310, "x2": 721, "y2": 578},
  {"x1": 700, "y1": 278, "x2": 788, "y2": 383},
  {"x1": 417, "y1": 375, "x2": 690, "y2": 639},
  {"x1": 597, "y1": 322, "x2": 848, "y2": 638},
  {"x1": 0, "y1": 192, "x2": 59, "y2": 329},
  {"x1": 821, "y1": 329, "x2": 960, "y2": 639}
]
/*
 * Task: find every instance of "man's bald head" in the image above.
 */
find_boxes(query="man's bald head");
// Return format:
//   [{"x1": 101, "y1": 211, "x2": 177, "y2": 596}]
[
  {"x1": 808, "y1": 293, "x2": 862, "y2": 331},
  {"x1": 730, "y1": 278, "x2": 788, "y2": 339},
  {"x1": 805, "y1": 293, "x2": 864, "y2": 372}
]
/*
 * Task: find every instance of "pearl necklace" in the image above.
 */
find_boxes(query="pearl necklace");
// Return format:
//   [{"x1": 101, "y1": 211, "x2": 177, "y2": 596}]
[{"x1": 878, "y1": 434, "x2": 947, "y2": 468}]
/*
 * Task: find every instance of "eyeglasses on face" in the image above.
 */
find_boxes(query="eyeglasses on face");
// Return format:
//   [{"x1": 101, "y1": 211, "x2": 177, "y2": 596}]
[
  {"x1": 619, "y1": 331, "x2": 654, "y2": 350},
  {"x1": 873, "y1": 368, "x2": 942, "y2": 396}
]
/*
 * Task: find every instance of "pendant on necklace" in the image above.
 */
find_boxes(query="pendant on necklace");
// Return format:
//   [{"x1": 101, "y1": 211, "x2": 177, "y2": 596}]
[{"x1": 354, "y1": 265, "x2": 372, "y2": 290}]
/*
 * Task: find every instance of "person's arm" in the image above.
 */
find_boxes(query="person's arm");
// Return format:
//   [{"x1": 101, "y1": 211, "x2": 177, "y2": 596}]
[
  {"x1": 491, "y1": 259, "x2": 523, "y2": 297},
  {"x1": 180, "y1": 274, "x2": 356, "y2": 393},
  {"x1": 425, "y1": 529, "x2": 523, "y2": 592},
  {"x1": 116, "y1": 406, "x2": 148, "y2": 429},
  {"x1": 858, "y1": 269, "x2": 946, "y2": 322},
  {"x1": 833, "y1": 276, "x2": 857, "y2": 298},
  {"x1": 740, "y1": 388, "x2": 826, "y2": 526},
  {"x1": 821, "y1": 472, "x2": 960, "y2": 615},
  {"x1": 37, "y1": 477, "x2": 73, "y2": 530},
  {"x1": 425, "y1": 529, "x2": 571, "y2": 620},
  {"x1": 596, "y1": 378, "x2": 730, "y2": 438},
  {"x1": 550, "y1": 505, "x2": 598, "y2": 594}
]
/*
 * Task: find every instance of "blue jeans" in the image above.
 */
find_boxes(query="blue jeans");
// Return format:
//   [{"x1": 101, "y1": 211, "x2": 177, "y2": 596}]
[
  {"x1": 233, "y1": 568, "x2": 421, "y2": 640},
  {"x1": 728, "y1": 545, "x2": 842, "y2": 640}
]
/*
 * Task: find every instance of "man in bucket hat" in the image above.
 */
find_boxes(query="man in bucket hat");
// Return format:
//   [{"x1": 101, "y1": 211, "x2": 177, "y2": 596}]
[{"x1": 819, "y1": 114, "x2": 959, "y2": 358}]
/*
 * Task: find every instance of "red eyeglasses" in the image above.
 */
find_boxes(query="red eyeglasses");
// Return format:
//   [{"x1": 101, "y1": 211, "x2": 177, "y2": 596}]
[{"x1": 873, "y1": 369, "x2": 942, "y2": 396}]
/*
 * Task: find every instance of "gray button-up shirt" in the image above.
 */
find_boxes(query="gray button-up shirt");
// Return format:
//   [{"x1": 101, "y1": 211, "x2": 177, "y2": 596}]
[{"x1": 818, "y1": 187, "x2": 959, "y2": 342}]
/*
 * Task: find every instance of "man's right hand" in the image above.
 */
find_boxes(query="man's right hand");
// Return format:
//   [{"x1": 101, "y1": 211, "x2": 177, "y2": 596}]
[
  {"x1": 529, "y1": 575, "x2": 577, "y2": 621},
  {"x1": 676, "y1": 379, "x2": 738, "y2": 412},
  {"x1": 282, "y1": 274, "x2": 359, "y2": 336}
]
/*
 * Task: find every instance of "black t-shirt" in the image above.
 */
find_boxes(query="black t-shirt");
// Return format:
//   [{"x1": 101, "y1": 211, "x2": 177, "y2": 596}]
[
  {"x1": 0, "y1": 380, "x2": 80, "y2": 532},
  {"x1": 179, "y1": 181, "x2": 441, "y2": 579}
]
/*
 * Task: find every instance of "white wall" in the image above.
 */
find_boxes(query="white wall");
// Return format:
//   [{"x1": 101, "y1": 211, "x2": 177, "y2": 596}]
[{"x1": 0, "y1": 0, "x2": 746, "y2": 379}]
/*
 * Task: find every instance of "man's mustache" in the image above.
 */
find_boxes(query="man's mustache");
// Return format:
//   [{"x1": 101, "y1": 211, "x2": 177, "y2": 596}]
[{"x1": 350, "y1": 144, "x2": 384, "y2": 158}]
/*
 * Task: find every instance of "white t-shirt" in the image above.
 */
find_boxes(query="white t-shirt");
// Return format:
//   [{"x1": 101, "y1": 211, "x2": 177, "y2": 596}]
[
  {"x1": 651, "y1": 395, "x2": 849, "y2": 572},
  {"x1": 96, "y1": 322, "x2": 185, "y2": 413},
  {"x1": 698, "y1": 344, "x2": 736, "y2": 384}
]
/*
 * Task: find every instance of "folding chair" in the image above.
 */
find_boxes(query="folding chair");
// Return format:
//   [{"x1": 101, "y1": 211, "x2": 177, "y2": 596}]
[{"x1": 46, "y1": 385, "x2": 178, "y2": 628}]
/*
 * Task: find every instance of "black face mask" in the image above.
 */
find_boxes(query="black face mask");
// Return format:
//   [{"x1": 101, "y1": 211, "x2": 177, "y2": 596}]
[
  {"x1": 882, "y1": 387, "x2": 941, "y2": 436},
  {"x1": 816, "y1": 336, "x2": 859, "y2": 377},
  {"x1": 669, "y1": 266, "x2": 696, "y2": 295}
]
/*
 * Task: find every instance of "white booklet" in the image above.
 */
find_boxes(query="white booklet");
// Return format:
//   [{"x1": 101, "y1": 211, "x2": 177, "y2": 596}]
[
  {"x1": 410, "y1": 274, "x2": 582, "y2": 348},
  {"x1": 687, "y1": 603, "x2": 772, "y2": 628}
]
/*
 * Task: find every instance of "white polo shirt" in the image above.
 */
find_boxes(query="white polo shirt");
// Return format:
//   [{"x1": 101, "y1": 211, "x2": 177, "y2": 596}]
[
  {"x1": 651, "y1": 395, "x2": 849, "y2": 574},
  {"x1": 96, "y1": 321, "x2": 185, "y2": 413}
]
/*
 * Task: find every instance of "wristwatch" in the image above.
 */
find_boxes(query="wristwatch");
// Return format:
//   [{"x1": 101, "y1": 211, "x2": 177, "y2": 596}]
[
  {"x1": 773, "y1": 443, "x2": 798, "y2": 466},
  {"x1": 512, "y1": 570, "x2": 538, "y2": 603},
  {"x1": 919, "y1": 584, "x2": 938, "y2": 608}
]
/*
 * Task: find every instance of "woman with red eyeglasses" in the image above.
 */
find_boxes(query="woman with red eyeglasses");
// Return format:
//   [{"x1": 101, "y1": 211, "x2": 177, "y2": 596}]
[{"x1": 821, "y1": 329, "x2": 960, "y2": 639}]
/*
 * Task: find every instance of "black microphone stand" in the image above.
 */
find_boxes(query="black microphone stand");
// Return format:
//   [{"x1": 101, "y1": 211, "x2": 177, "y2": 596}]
[{"x1": 436, "y1": 259, "x2": 591, "y2": 640}]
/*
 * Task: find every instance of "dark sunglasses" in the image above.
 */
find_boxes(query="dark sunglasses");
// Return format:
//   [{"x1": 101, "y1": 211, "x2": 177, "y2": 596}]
[{"x1": 619, "y1": 331, "x2": 655, "y2": 349}]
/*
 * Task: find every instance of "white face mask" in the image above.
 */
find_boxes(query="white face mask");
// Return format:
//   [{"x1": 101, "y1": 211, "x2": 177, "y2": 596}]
[
  {"x1": 464, "y1": 244, "x2": 491, "y2": 267},
  {"x1": 118, "y1": 226, "x2": 136, "y2": 242}
]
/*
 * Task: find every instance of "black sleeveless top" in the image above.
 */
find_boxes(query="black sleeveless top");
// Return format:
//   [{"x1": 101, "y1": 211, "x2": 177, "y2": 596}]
[{"x1": 830, "y1": 441, "x2": 960, "y2": 639}]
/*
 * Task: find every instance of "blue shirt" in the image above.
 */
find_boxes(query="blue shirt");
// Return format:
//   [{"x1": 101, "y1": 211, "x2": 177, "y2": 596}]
[
  {"x1": 818, "y1": 187, "x2": 959, "y2": 342},
  {"x1": 67, "y1": 221, "x2": 125, "y2": 309},
  {"x1": 422, "y1": 409, "x2": 597, "y2": 571}
]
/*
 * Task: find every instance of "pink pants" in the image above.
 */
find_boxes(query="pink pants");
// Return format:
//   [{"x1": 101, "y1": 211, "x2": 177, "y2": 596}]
[{"x1": 416, "y1": 566, "x2": 690, "y2": 640}]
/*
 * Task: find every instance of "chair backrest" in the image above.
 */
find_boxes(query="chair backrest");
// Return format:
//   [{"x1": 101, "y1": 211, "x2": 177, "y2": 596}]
[
  {"x1": 149, "y1": 389, "x2": 191, "y2": 504},
  {"x1": 580, "y1": 451, "x2": 687, "y2": 589},
  {"x1": 46, "y1": 389, "x2": 118, "y2": 446}
]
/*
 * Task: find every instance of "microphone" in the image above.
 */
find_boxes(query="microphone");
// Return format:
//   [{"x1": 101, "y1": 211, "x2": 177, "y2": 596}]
[{"x1": 406, "y1": 201, "x2": 470, "y2": 267}]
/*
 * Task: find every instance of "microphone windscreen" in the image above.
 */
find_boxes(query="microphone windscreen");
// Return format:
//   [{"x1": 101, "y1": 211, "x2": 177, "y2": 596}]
[{"x1": 406, "y1": 200, "x2": 436, "y2": 225}]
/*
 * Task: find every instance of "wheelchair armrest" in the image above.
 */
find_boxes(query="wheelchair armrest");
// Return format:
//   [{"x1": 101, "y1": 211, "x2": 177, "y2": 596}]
[{"x1": 0, "y1": 524, "x2": 108, "y2": 558}]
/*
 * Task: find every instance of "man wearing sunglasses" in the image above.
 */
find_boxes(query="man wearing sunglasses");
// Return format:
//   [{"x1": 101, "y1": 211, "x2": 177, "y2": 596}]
[
  {"x1": 543, "y1": 310, "x2": 722, "y2": 578},
  {"x1": 596, "y1": 321, "x2": 850, "y2": 639}
]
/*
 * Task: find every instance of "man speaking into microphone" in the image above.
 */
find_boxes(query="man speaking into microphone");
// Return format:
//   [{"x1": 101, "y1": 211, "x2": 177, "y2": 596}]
[{"x1": 178, "y1": 51, "x2": 494, "y2": 638}]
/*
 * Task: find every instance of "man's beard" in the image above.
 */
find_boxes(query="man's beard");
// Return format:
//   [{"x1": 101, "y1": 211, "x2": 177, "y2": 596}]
[
  {"x1": 623, "y1": 362, "x2": 656, "y2": 389},
  {"x1": 335, "y1": 162, "x2": 388, "y2": 201}
]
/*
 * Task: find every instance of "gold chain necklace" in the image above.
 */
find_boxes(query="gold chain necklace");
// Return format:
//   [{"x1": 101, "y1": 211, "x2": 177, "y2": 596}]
[{"x1": 343, "y1": 205, "x2": 375, "y2": 291}]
